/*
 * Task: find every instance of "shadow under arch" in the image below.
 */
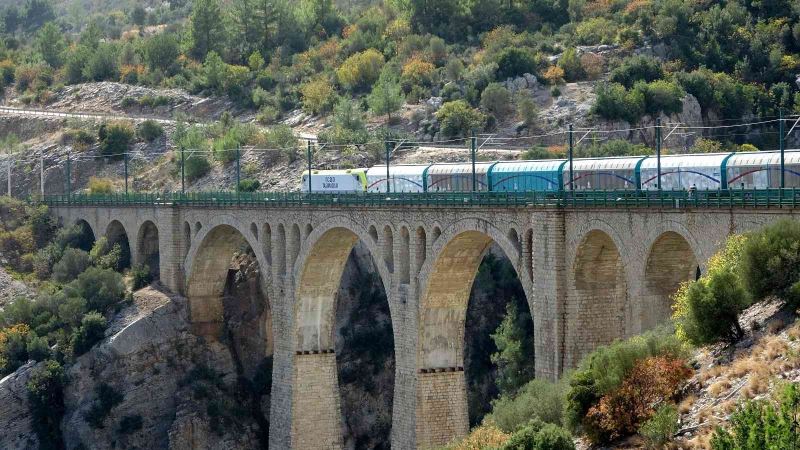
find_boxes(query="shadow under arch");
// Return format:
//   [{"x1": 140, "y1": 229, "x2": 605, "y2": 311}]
[
  {"x1": 642, "y1": 231, "x2": 699, "y2": 331},
  {"x1": 72, "y1": 218, "x2": 96, "y2": 252},
  {"x1": 291, "y1": 223, "x2": 394, "y2": 450},
  {"x1": 105, "y1": 220, "x2": 131, "y2": 269},
  {"x1": 415, "y1": 224, "x2": 531, "y2": 449},
  {"x1": 136, "y1": 220, "x2": 160, "y2": 279},
  {"x1": 567, "y1": 229, "x2": 627, "y2": 368},
  {"x1": 184, "y1": 223, "x2": 274, "y2": 444}
]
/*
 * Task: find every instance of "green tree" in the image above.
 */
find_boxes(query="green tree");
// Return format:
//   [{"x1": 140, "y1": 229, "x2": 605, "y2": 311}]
[
  {"x1": 142, "y1": 33, "x2": 180, "y2": 73},
  {"x1": 495, "y1": 47, "x2": 538, "y2": 80},
  {"x1": 367, "y1": 76, "x2": 404, "y2": 121},
  {"x1": 35, "y1": 22, "x2": 65, "y2": 68},
  {"x1": 480, "y1": 83, "x2": 512, "y2": 119},
  {"x1": 23, "y1": 0, "x2": 55, "y2": 33},
  {"x1": 436, "y1": 100, "x2": 486, "y2": 138},
  {"x1": 189, "y1": 0, "x2": 225, "y2": 60},
  {"x1": 131, "y1": 5, "x2": 146, "y2": 26},
  {"x1": 491, "y1": 302, "x2": 536, "y2": 396},
  {"x1": 82, "y1": 43, "x2": 119, "y2": 81}
]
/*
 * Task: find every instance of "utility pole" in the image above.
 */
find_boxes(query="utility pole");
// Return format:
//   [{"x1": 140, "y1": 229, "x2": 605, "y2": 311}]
[
  {"x1": 656, "y1": 118, "x2": 662, "y2": 191},
  {"x1": 306, "y1": 140, "x2": 313, "y2": 194},
  {"x1": 780, "y1": 108, "x2": 785, "y2": 189},
  {"x1": 568, "y1": 124, "x2": 574, "y2": 191},
  {"x1": 471, "y1": 130, "x2": 477, "y2": 192},
  {"x1": 6, "y1": 157, "x2": 10, "y2": 198},
  {"x1": 385, "y1": 141, "x2": 392, "y2": 194},
  {"x1": 180, "y1": 147, "x2": 185, "y2": 194},
  {"x1": 124, "y1": 150, "x2": 129, "y2": 195},
  {"x1": 40, "y1": 154, "x2": 44, "y2": 198},
  {"x1": 66, "y1": 150, "x2": 71, "y2": 198},
  {"x1": 235, "y1": 145, "x2": 241, "y2": 194}
]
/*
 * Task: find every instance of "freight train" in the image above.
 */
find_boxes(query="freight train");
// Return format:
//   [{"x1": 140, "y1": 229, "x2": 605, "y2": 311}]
[{"x1": 299, "y1": 150, "x2": 800, "y2": 193}]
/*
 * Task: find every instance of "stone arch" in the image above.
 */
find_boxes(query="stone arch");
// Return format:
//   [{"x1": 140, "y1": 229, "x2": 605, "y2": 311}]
[
  {"x1": 73, "y1": 219, "x2": 96, "y2": 252},
  {"x1": 432, "y1": 226, "x2": 441, "y2": 243},
  {"x1": 507, "y1": 228, "x2": 521, "y2": 254},
  {"x1": 399, "y1": 226, "x2": 411, "y2": 284},
  {"x1": 642, "y1": 231, "x2": 699, "y2": 331},
  {"x1": 291, "y1": 219, "x2": 393, "y2": 449},
  {"x1": 524, "y1": 228, "x2": 534, "y2": 281},
  {"x1": 304, "y1": 223, "x2": 313, "y2": 239},
  {"x1": 568, "y1": 229, "x2": 627, "y2": 367},
  {"x1": 288, "y1": 224, "x2": 301, "y2": 273},
  {"x1": 137, "y1": 220, "x2": 160, "y2": 279},
  {"x1": 262, "y1": 223, "x2": 272, "y2": 265},
  {"x1": 194, "y1": 221, "x2": 202, "y2": 235},
  {"x1": 383, "y1": 225, "x2": 394, "y2": 273},
  {"x1": 414, "y1": 226, "x2": 427, "y2": 277},
  {"x1": 250, "y1": 222, "x2": 258, "y2": 240},
  {"x1": 276, "y1": 224, "x2": 286, "y2": 276},
  {"x1": 105, "y1": 220, "x2": 131, "y2": 269},
  {"x1": 416, "y1": 219, "x2": 531, "y2": 448},
  {"x1": 368, "y1": 225, "x2": 378, "y2": 243},
  {"x1": 183, "y1": 222, "x2": 191, "y2": 260}
]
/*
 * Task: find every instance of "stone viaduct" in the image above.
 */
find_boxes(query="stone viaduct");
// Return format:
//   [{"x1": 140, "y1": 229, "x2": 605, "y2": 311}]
[{"x1": 47, "y1": 202, "x2": 800, "y2": 449}]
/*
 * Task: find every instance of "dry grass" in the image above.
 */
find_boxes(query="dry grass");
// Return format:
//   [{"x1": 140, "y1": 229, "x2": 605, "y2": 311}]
[
  {"x1": 708, "y1": 379, "x2": 731, "y2": 397},
  {"x1": 788, "y1": 322, "x2": 800, "y2": 341},
  {"x1": 699, "y1": 365, "x2": 724, "y2": 383},
  {"x1": 443, "y1": 425, "x2": 509, "y2": 450},
  {"x1": 763, "y1": 337, "x2": 788, "y2": 360},
  {"x1": 678, "y1": 395, "x2": 697, "y2": 414}
]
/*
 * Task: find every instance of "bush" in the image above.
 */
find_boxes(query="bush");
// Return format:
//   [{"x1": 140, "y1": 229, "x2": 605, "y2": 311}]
[
  {"x1": 499, "y1": 419, "x2": 575, "y2": 450},
  {"x1": 71, "y1": 312, "x2": 107, "y2": 356},
  {"x1": 487, "y1": 378, "x2": 568, "y2": 432},
  {"x1": 52, "y1": 248, "x2": 91, "y2": 283},
  {"x1": 65, "y1": 267, "x2": 125, "y2": 313},
  {"x1": 85, "y1": 382, "x2": 124, "y2": 428},
  {"x1": 633, "y1": 80, "x2": 684, "y2": 116},
  {"x1": 82, "y1": 43, "x2": 119, "y2": 81},
  {"x1": 710, "y1": 383, "x2": 800, "y2": 449},
  {"x1": 584, "y1": 356, "x2": 691, "y2": 443},
  {"x1": 639, "y1": 404, "x2": 679, "y2": 448},
  {"x1": 238, "y1": 179, "x2": 260, "y2": 192},
  {"x1": 610, "y1": 56, "x2": 664, "y2": 89},
  {"x1": 740, "y1": 219, "x2": 800, "y2": 304},
  {"x1": 184, "y1": 154, "x2": 211, "y2": 181},
  {"x1": 300, "y1": 76, "x2": 336, "y2": 115},
  {"x1": 480, "y1": 83, "x2": 512, "y2": 119},
  {"x1": 90, "y1": 237, "x2": 122, "y2": 271},
  {"x1": 99, "y1": 121, "x2": 134, "y2": 157},
  {"x1": 131, "y1": 264, "x2": 153, "y2": 290},
  {"x1": 400, "y1": 57, "x2": 436, "y2": 92},
  {"x1": 557, "y1": 48, "x2": 584, "y2": 82},
  {"x1": 436, "y1": 100, "x2": 486, "y2": 138},
  {"x1": 88, "y1": 177, "x2": 114, "y2": 194},
  {"x1": 336, "y1": 48, "x2": 385, "y2": 91},
  {"x1": 443, "y1": 424, "x2": 510, "y2": 450},
  {"x1": 0, "y1": 324, "x2": 33, "y2": 375},
  {"x1": 26, "y1": 360, "x2": 66, "y2": 450},
  {"x1": 591, "y1": 82, "x2": 644, "y2": 124},
  {"x1": 673, "y1": 235, "x2": 750, "y2": 345},
  {"x1": 137, "y1": 120, "x2": 164, "y2": 142},
  {"x1": 565, "y1": 326, "x2": 686, "y2": 433},
  {"x1": 495, "y1": 47, "x2": 538, "y2": 80}
]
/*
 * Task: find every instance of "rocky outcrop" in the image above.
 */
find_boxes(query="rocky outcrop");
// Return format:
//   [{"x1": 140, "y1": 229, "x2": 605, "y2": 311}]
[{"x1": 0, "y1": 362, "x2": 41, "y2": 450}]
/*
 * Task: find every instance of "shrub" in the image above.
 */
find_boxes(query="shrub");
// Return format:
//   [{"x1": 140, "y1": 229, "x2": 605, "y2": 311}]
[
  {"x1": 487, "y1": 378, "x2": 568, "y2": 432},
  {"x1": 238, "y1": 179, "x2": 260, "y2": 192},
  {"x1": 558, "y1": 48, "x2": 584, "y2": 82},
  {"x1": 740, "y1": 219, "x2": 800, "y2": 304},
  {"x1": 673, "y1": 234, "x2": 750, "y2": 345},
  {"x1": 580, "y1": 53, "x2": 605, "y2": 80},
  {"x1": 300, "y1": 76, "x2": 336, "y2": 115},
  {"x1": 336, "y1": 48, "x2": 385, "y2": 91},
  {"x1": 367, "y1": 77, "x2": 404, "y2": 121},
  {"x1": 65, "y1": 267, "x2": 125, "y2": 313},
  {"x1": 88, "y1": 177, "x2": 114, "y2": 194},
  {"x1": 137, "y1": 120, "x2": 164, "y2": 142},
  {"x1": 82, "y1": 43, "x2": 119, "y2": 81},
  {"x1": 495, "y1": 47, "x2": 538, "y2": 80},
  {"x1": 565, "y1": 326, "x2": 686, "y2": 432},
  {"x1": 633, "y1": 80, "x2": 684, "y2": 116},
  {"x1": 444, "y1": 424, "x2": 510, "y2": 450},
  {"x1": 184, "y1": 154, "x2": 211, "y2": 181},
  {"x1": 0, "y1": 226, "x2": 35, "y2": 270},
  {"x1": 71, "y1": 312, "x2": 107, "y2": 356},
  {"x1": 480, "y1": 83, "x2": 512, "y2": 119},
  {"x1": 26, "y1": 360, "x2": 66, "y2": 450},
  {"x1": 99, "y1": 121, "x2": 134, "y2": 158},
  {"x1": 436, "y1": 100, "x2": 486, "y2": 138},
  {"x1": 400, "y1": 57, "x2": 436, "y2": 92},
  {"x1": 584, "y1": 356, "x2": 690, "y2": 443},
  {"x1": 85, "y1": 382, "x2": 124, "y2": 428},
  {"x1": 542, "y1": 65, "x2": 565, "y2": 85},
  {"x1": 499, "y1": 419, "x2": 575, "y2": 450},
  {"x1": 610, "y1": 55, "x2": 664, "y2": 89},
  {"x1": 131, "y1": 264, "x2": 153, "y2": 290},
  {"x1": 516, "y1": 96, "x2": 539, "y2": 129},
  {"x1": 710, "y1": 383, "x2": 800, "y2": 449},
  {"x1": 591, "y1": 82, "x2": 644, "y2": 124},
  {"x1": 51, "y1": 248, "x2": 91, "y2": 283},
  {"x1": 90, "y1": 237, "x2": 122, "y2": 271},
  {"x1": 0, "y1": 324, "x2": 33, "y2": 375},
  {"x1": 639, "y1": 404, "x2": 679, "y2": 448}
]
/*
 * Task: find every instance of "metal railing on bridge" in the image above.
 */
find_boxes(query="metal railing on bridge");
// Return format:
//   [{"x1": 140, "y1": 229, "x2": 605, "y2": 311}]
[{"x1": 37, "y1": 188, "x2": 800, "y2": 209}]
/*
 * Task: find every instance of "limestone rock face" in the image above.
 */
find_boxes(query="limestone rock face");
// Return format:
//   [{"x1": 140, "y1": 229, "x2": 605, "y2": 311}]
[{"x1": 0, "y1": 362, "x2": 41, "y2": 450}]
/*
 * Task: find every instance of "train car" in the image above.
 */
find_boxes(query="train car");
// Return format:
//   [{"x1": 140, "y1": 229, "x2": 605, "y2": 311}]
[
  {"x1": 489, "y1": 159, "x2": 566, "y2": 191},
  {"x1": 300, "y1": 168, "x2": 368, "y2": 192},
  {"x1": 366, "y1": 164, "x2": 430, "y2": 193},
  {"x1": 639, "y1": 153, "x2": 731, "y2": 191},
  {"x1": 562, "y1": 156, "x2": 645, "y2": 190},
  {"x1": 725, "y1": 150, "x2": 800, "y2": 189},
  {"x1": 425, "y1": 162, "x2": 497, "y2": 192}
]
